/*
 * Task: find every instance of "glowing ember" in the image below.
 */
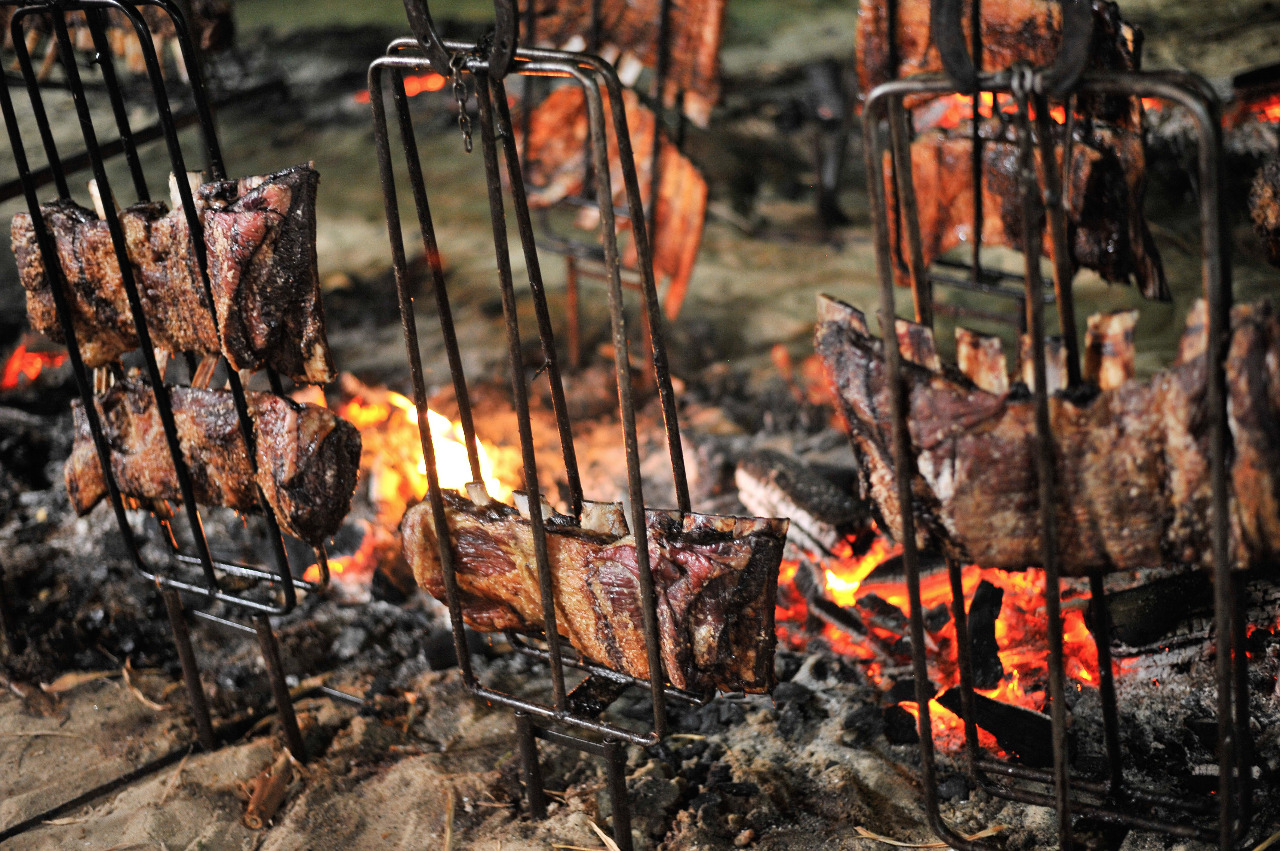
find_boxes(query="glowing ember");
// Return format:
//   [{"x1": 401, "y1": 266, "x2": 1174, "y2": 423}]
[
  {"x1": 302, "y1": 375, "x2": 510, "y2": 585},
  {"x1": 353, "y1": 72, "x2": 447, "y2": 104},
  {"x1": 0, "y1": 342, "x2": 66, "y2": 391},
  {"x1": 776, "y1": 530, "x2": 1102, "y2": 753}
]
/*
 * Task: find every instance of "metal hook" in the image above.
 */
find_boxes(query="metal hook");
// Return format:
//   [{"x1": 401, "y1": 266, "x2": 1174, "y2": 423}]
[
  {"x1": 930, "y1": 0, "x2": 1094, "y2": 97},
  {"x1": 401, "y1": 0, "x2": 517, "y2": 79}
]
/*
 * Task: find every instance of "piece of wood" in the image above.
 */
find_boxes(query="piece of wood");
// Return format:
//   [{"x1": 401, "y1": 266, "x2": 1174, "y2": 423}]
[{"x1": 734, "y1": 449, "x2": 868, "y2": 557}]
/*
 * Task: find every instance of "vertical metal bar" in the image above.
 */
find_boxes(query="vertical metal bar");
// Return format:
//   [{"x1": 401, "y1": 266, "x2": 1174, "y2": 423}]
[
  {"x1": 1230, "y1": 571, "x2": 1253, "y2": 832},
  {"x1": 388, "y1": 67, "x2": 484, "y2": 483},
  {"x1": 590, "y1": 58, "x2": 691, "y2": 513},
  {"x1": 83, "y1": 9, "x2": 150, "y2": 200},
  {"x1": 1012, "y1": 80, "x2": 1072, "y2": 849},
  {"x1": 946, "y1": 559, "x2": 984, "y2": 776},
  {"x1": 10, "y1": 10, "x2": 70, "y2": 199},
  {"x1": 47, "y1": 11, "x2": 223, "y2": 595},
  {"x1": 572, "y1": 68, "x2": 668, "y2": 734},
  {"x1": 490, "y1": 75, "x2": 585, "y2": 518},
  {"x1": 887, "y1": 99, "x2": 932, "y2": 328},
  {"x1": 369, "y1": 59, "x2": 474, "y2": 689},
  {"x1": 1034, "y1": 94, "x2": 1082, "y2": 388},
  {"x1": 148, "y1": 0, "x2": 227, "y2": 179},
  {"x1": 473, "y1": 69, "x2": 568, "y2": 712},
  {"x1": 605, "y1": 739, "x2": 634, "y2": 851},
  {"x1": 969, "y1": 0, "x2": 983, "y2": 287},
  {"x1": 863, "y1": 90, "x2": 959, "y2": 848},
  {"x1": 253, "y1": 614, "x2": 307, "y2": 762},
  {"x1": 1088, "y1": 572, "x2": 1124, "y2": 797},
  {"x1": 646, "y1": 0, "x2": 673, "y2": 245},
  {"x1": 516, "y1": 712, "x2": 548, "y2": 818},
  {"x1": 160, "y1": 587, "x2": 216, "y2": 752}
]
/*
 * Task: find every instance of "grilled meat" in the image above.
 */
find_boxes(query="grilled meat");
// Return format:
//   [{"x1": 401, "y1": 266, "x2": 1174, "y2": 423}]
[
  {"x1": 521, "y1": 85, "x2": 707, "y2": 320},
  {"x1": 521, "y1": 0, "x2": 726, "y2": 126},
  {"x1": 402, "y1": 493, "x2": 788, "y2": 693},
  {"x1": 11, "y1": 164, "x2": 335, "y2": 385},
  {"x1": 1250, "y1": 159, "x2": 1280, "y2": 268},
  {"x1": 856, "y1": 0, "x2": 1143, "y2": 128},
  {"x1": 816, "y1": 294, "x2": 1280, "y2": 574},
  {"x1": 66, "y1": 378, "x2": 360, "y2": 546},
  {"x1": 887, "y1": 118, "x2": 1166, "y2": 299}
]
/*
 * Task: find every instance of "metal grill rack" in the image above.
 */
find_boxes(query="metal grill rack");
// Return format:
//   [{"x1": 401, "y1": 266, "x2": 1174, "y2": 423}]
[
  {"x1": 519, "y1": 0, "x2": 700, "y2": 365},
  {"x1": 371, "y1": 3, "x2": 712, "y2": 846},
  {"x1": 0, "y1": 0, "x2": 344, "y2": 761},
  {"x1": 861, "y1": 1, "x2": 1253, "y2": 845}
]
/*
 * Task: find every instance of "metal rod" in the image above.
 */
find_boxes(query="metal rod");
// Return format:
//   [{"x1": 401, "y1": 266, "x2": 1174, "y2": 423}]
[
  {"x1": 566, "y1": 256, "x2": 582, "y2": 367},
  {"x1": 368, "y1": 58, "x2": 475, "y2": 689},
  {"x1": 969, "y1": 0, "x2": 983, "y2": 287},
  {"x1": 83, "y1": 9, "x2": 150, "y2": 200},
  {"x1": 887, "y1": 98, "x2": 932, "y2": 327},
  {"x1": 946, "y1": 558, "x2": 984, "y2": 779},
  {"x1": 516, "y1": 712, "x2": 548, "y2": 818},
  {"x1": 253, "y1": 614, "x2": 307, "y2": 762},
  {"x1": 605, "y1": 739, "x2": 634, "y2": 851},
  {"x1": 1012, "y1": 74, "x2": 1072, "y2": 850},
  {"x1": 0, "y1": 556, "x2": 15, "y2": 658},
  {"x1": 1033, "y1": 92, "x2": 1082, "y2": 388},
  {"x1": 1088, "y1": 572, "x2": 1125, "y2": 797},
  {"x1": 490, "y1": 74, "x2": 585, "y2": 518},
  {"x1": 388, "y1": 65, "x2": 485, "y2": 484},
  {"x1": 473, "y1": 68, "x2": 568, "y2": 711},
  {"x1": 160, "y1": 586, "x2": 216, "y2": 751},
  {"x1": 9, "y1": 10, "x2": 70, "y2": 199}
]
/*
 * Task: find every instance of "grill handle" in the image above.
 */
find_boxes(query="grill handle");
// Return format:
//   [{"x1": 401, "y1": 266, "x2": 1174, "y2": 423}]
[{"x1": 402, "y1": 0, "x2": 517, "y2": 79}]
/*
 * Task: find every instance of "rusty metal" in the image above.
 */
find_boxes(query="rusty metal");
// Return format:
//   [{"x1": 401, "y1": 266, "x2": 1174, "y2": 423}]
[
  {"x1": 1, "y1": 0, "x2": 332, "y2": 759},
  {"x1": 862, "y1": 62, "x2": 1251, "y2": 850}
]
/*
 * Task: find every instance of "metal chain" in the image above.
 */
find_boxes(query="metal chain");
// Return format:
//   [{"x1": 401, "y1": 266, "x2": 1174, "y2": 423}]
[{"x1": 450, "y1": 53, "x2": 473, "y2": 154}]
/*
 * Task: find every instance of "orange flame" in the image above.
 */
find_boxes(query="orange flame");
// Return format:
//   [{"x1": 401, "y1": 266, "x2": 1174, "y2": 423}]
[
  {"x1": 302, "y1": 376, "x2": 510, "y2": 584},
  {"x1": 0, "y1": 342, "x2": 66, "y2": 391},
  {"x1": 354, "y1": 73, "x2": 448, "y2": 104}
]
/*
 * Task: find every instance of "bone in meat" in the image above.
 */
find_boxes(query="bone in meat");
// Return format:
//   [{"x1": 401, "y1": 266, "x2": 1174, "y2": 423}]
[
  {"x1": 888, "y1": 118, "x2": 1167, "y2": 300},
  {"x1": 66, "y1": 379, "x2": 360, "y2": 546},
  {"x1": 401, "y1": 492, "x2": 788, "y2": 693},
  {"x1": 11, "y1": 164, "x2": 335, "y2": 385},
  {"x1": 521, "y1": 86, "x2": 708, "y2": 320},
  {"x1": 816, "y1": 294, "x2": 1280, "y2": 574},
  {"x1": 1084, "y1": 309, "x2": 1138, "y2": 390},
  {"x1": 956, "y1": 327, "x2": 1009, "y2": 395}
]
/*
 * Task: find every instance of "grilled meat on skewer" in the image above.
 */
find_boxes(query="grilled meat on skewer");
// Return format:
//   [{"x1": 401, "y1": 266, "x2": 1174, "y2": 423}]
[
  {"x1": 402, "y1": 492, "x2": 787, "y2": 693},
  {"x1": 12, "y1": 164, "x2": 335, "y2": 385},
  {"x1": 66, "y1": 379, "x2": 360, "y2": 546},
  {"x1": 816, "y1": 295, "x2": 1280, "y2": 574}
]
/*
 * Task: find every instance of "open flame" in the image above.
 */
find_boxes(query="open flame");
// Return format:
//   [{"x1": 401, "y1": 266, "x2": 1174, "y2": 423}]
[
  {"x1": 0, "y1": 342, "x2": 67, "y2": 391},
  {"x1": 304, "y1": 375, "x2": 510, "y2": 584},
  {"x1": 353, "y1": 72, "x2": 447, "y2": 105},
  {"x1": 776, "y1": 530, "x2": 1101, "y2": 755}
]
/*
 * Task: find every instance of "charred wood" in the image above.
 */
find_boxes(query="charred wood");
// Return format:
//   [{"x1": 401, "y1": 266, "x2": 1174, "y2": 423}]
[
  {"x1": 966, "y1": 579, "x2": 1005, "y2": 690},
  {"x1": 734, "y1": 449, "x2": 869, "y2": 558},
  {"x1": 935, "y1": 687, "x2": 1058, "y2": 767}
]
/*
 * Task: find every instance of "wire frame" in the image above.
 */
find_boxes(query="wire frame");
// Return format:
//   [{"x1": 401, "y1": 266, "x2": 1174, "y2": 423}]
[
  {"x1": 0, "y1": 0, "x2": 330, "y2": 618},
  {"x1": 862, "y1": 68, "x2": 1252, "y2": 849},
  {"x1": 369, "y1": 38, "x2": 707, "y2": 746}
]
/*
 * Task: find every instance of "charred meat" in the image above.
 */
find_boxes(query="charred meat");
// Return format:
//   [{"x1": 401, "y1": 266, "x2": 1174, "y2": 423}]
[
  {"x1": 816, "y1": 295, "x2": 1280, "y2": 574},
  {"x1": 521, "y1": 85, "x2": 708, "y2": 319},
  {"x1": 887, "y1": 118, "x2": 1166, "y2": 299},
  {"x1": 66, "y1": 378, "x2": 360, "y2": 546},
  {"x1": 402, "y1": 493, "x2": 787, "y2": 693},
  {"x1": 12, "y1": 164, "x2": 335, "y2": 385}
]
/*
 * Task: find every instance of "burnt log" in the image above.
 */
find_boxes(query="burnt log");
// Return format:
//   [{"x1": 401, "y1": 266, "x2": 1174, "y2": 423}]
[
  {"x1": 734, "y1": 449, "x2": 869, "y2": 557},
  {"x1": 934, "y1": 687, "x2": 1058, "y2": 767},
  {"x1": 65, "y1": 378, "x2": 361, "y2": 546},
  {"x1": 401, "y1": 493, "x2": 788, "y2": 694},
  {"x1": 967, "y1": 579, "x2": 1005, "y2": 690},
  {"x1": 815, "y1": 294, "x2": 1280, "y2": 574}
]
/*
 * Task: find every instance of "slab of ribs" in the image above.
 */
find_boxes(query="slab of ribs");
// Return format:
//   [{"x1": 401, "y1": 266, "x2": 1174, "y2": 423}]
[
  {"x1": 521, "y1": 84, "x2": 707, "y2": 320},
  {"x1": 401, "y1": 492, "x2": 788, "y2": 694},
  {"x1": 67, "y1": 378, "x2": 360, "y2": 546},
  {"x1": 816, "y1": 294, "x2": 1280, "y2": 575},
  {"x1": 11, "y1": 163, "x2": 334, "y2": 385}
]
